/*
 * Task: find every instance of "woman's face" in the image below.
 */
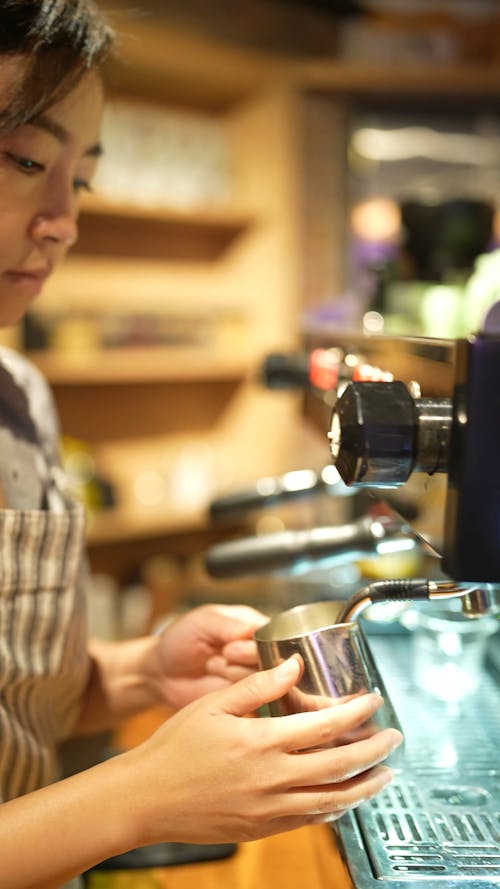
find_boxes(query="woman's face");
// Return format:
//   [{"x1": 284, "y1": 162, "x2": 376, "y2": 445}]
[{"x1": 0, "y1": 58, "x2": 104, "y2": 326}]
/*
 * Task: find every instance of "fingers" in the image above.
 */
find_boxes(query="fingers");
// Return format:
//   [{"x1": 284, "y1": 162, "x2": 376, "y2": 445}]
[
  {"x1": 206, "y1": 637, "x2": 261, "y2": 680},
  {"x1": 269, "y1": 691, "x2": 386, "y2": 752},
  {"x1": 289, "y1": 726, "x2": 403, "y2": 788},
  {"x1": 210, "y1": 604, "x2": 269, "y2": 625},
  {"x1": 205, "y1": 655, "x2": 255, "y2": 683},
  {"x1": 284, "y1": 763, "x2": 394, "y2": 818},
  {"x1": 216, "y1": 656, "x2": 303, "y2": 717},
  {"x1": 222, "y1": 638, "x2": 260, "y2": 667},
  {"x1": 208, "y1": 604, "x2": 269, "y2": 636}
]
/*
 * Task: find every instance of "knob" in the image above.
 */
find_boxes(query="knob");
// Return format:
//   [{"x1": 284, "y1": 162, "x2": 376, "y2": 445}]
[
  {"x1": 328, "y1": 381, "x2": 417, "y2": 486},
  {"x1": 329, "y1": 381, "x2": 452, "y2": 487},
  {"x1": 260, "y1": 349, "x2": 341, "y2": 392}
]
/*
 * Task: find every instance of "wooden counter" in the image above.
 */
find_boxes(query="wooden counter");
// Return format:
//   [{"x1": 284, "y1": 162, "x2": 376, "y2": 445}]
[
  {"x1": 153, "y1": 824, "x2": 354, "y2": 889},
  {"x1": 87, "y1": 824, "x2": 355, "y2": 889}
]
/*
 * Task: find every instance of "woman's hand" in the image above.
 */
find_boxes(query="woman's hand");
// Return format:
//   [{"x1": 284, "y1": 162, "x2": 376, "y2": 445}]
[
  {"x1": 0, "y1": 655, "x2": 402, "y2": 889},
  {"x1": 122, "y1": 656, "x2": 403, "y2": 847},
  {"x1": 149, "y1": 603, "x2": 269, "y2": 709},
  {"x1": 0, "y1": 657, "x2": 401, "y2": 889},
  {"x1": 75, "y1": 605, "x2": 269, "y2": 734}
]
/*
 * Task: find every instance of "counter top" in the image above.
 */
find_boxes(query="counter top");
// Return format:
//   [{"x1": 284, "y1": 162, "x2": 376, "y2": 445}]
[{"x1": 86, "y1": 823, "x2": 355, "y2": 889}]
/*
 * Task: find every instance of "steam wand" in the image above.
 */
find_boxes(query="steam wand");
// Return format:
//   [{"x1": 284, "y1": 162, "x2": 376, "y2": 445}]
[{"x1": 337, "y1": 578, "x2": 479, "y2": 623}]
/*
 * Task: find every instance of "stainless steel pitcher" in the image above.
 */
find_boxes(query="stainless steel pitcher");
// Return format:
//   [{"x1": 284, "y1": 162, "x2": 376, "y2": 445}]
[{"x1": 255, "y1": 600, "x2": 403, "y2": 759}]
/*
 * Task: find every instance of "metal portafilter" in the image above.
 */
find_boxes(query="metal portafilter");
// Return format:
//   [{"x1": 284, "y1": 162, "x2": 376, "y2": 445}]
[
  {"x1": 208, "y1": 466, "x2": 418, "y2": 527},
  {"x1": 208, "y1": 465, "x2": 355, "y2": 525},
  {"x1": 205, "y1": 503, "x2": 475, "y2": 612},
  {"x1": 204, "y1": 514, "x2": 417, "y2": 579}
]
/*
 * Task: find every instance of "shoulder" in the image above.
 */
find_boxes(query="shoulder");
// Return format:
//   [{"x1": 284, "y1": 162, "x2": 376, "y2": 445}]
[
  {"x1": 0, "y1": 345, "x2": 60, "y2": 450},
  {"x1": 0, "y1": 345, "x2": 50, "y2": 391}
]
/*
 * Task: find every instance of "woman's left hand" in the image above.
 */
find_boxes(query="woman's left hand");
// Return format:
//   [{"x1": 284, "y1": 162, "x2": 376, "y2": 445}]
[{"x1": 150, "y1": 604, "x2": 269, "y2": 710}]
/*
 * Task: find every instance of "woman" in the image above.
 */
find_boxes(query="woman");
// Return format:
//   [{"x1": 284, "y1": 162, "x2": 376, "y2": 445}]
[{"x1": 0, "y1": 3, "x2": 402, "y2": 888}]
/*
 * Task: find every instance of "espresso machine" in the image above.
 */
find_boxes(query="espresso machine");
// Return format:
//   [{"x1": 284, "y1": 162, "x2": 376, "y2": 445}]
[{"x1": 205, "y1": 314, "x2": 500, "y2": 888}]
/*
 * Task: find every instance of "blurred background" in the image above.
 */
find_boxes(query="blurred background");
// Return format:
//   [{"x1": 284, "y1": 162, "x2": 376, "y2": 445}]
[{"x1": 3, "y1": 0, "x2": 499, "y2": 639}]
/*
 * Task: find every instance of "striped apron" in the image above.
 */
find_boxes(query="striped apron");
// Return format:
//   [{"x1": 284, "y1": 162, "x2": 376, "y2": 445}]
[
  {"x1": 0, "y1": 349, "x2": 91, "y2": 886},
  {"x1": 0, "y1": 503, "x2": 88, "y2": 801},
  {"x1": 0, "y1": 504, "x2": 89, "y2": 889}
]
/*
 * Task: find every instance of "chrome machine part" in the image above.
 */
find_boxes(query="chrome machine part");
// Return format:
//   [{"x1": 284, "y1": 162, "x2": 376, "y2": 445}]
[
  {"x1": 460, "y1": 585, "x2": 500, "y2": 619},
  {"x1": 335, "y1": 578, "x2": 479, "y2": 623},
  {"x1": 328, "y1": 380, "x2": 452, "y2": 488},
  {"x1": 254, "y1": 601, "x2": 402, "y2": 753},
  {"x1": 208, "y1": 464, "x2": 355, "y2": 525},
  {"x1": 299, "y1": 328, "x2": 500, "y2": 888},
  {"x1": 203, "y1": 514, "x2": 416, "y2": 579},
  {"x1": 324, "y1": 319, "x2": 500, "y2": 586}
]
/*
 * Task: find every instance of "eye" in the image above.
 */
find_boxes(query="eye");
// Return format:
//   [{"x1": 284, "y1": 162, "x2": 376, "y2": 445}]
[
  {"x1": 73, "y1": 178, "x2": 93, "y2": 194},
  {"x1": 6, "y1": 152, "x2": 45, "y2": 174}
]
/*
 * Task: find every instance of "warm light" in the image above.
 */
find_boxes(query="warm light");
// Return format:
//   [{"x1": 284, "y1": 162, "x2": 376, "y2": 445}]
[
  {"x1": 377, "y1": 537, "x2": 416, "y2": 555},
  {"x1": 133, "y1": 470, "x2": 165, "y2": 506},
  {"x1": 351, "y1": 126, "x2": 500, "y2": 165},
  {"x1": 256, "y1": 477, "x2": 279, "y2": 496},
  {"x1": 255, "y1": 515, "x2": 286, "y2": 535},
  {"x1": 344, "y1": 352, "x2": 359, "y2": 368},
  {"x1": 282, "y1": 469, "x2": 317, "y2": 492},
  {"x1": 321, "y1": 465, "x2": 342, "y2": 486},
  {"x1": 362, "y1": 311, "x2": 385, "y2": 334},
  {"x1": 350, "y1": 197, "x2": 401, "y2": 243}
]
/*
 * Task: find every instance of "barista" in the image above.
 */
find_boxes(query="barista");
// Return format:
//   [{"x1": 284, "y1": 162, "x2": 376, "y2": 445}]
[{"x1": 0, "y1": 3, "x2": 402, "y2": 888}]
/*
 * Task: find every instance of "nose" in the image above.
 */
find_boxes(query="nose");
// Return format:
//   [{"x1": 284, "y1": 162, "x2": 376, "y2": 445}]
[
  {"x1": 31, "y1": 189, "x2": 79, "y2": 248},
  {"x1": 31, "y1": 213, "x2": 78, "y2": 248}
]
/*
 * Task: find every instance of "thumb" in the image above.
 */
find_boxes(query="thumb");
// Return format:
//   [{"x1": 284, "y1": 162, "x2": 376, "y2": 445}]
[{"x1": 216, "y1": 655, "x2": 302, "y2": 717}]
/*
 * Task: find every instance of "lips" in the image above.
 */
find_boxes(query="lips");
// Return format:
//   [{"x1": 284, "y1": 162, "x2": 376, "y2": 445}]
[
  {"x1": 4, "y1": 266, "x2": 52, "y2": 296},
  {"x1": 7, "y1": 267, "x2": 51, "y2": 281}
]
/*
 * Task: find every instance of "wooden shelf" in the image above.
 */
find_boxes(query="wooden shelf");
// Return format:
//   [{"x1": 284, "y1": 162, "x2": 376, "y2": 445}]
[
  {"x1": 105, "y1": 8, "x2": 500, "y2": 109},
  {"x1": 77, "y1": 197, "x2": 253, "y2": 261},
  {"x1": 292, "y1": 60, "x2": 500, "y2": 100},
  {"x1": 86, "y1": 506, "x2": 207, "y2": 546},
  {"x1": 79, "y1": 195, "x2": 252, "y2": 230},
  {"x1": 27, "y1": 348, "x2": 252, "y2": 385},
  {"x1": 104, "y1": 8, "x2": 291, "y2": 111}
]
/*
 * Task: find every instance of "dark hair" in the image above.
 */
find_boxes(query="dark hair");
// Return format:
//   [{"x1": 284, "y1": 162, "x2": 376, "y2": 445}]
[{"x1": 0, "y1": 0, "x2": 114, "y2": 133}]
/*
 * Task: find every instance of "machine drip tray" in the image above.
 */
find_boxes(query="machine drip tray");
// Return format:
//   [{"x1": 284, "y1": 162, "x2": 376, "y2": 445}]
[
  {"x1": 357, "y1": 770, "x2": 499, "y2": 881},
  {"x1": 336, "y1": 634, "x2": 500, "y2": 888}
]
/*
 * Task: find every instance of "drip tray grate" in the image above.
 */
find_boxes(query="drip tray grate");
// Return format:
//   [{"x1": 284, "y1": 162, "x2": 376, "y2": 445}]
[{"x1": 357, "y1": 771, "x2": 500, "y2": 881}]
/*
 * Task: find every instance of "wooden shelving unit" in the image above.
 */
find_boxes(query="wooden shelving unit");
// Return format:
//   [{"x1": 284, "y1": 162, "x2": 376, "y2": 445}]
[
  {"x1": 28, "y1": 348, "x2": 252, "y2": 385},
  {"x1": 292, "y1": 60, "x2": 500, "y2": 99},
  {"x1": 79, "y1": 195, "x2": 252, "y2": 227},
  {"x1": 76, "y1": 197, "x2": 253, "y2": 261},
  {"x1": 103, "y1": 7, "x2": 291, "y2": 111},
  {"x1": 86, "y1": 506, "x2": 207, "y2": 546}
]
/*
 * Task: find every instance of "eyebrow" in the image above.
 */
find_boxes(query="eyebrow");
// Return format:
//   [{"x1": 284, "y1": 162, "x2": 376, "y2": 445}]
[{"x1": 31, "y1": 114, "x2": 103, "y2": 158}]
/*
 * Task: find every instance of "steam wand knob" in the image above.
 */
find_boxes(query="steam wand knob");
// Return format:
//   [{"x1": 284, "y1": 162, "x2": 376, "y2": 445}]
[{"x1": 329, "y1": 380, "x2": 452, "y2": 487}]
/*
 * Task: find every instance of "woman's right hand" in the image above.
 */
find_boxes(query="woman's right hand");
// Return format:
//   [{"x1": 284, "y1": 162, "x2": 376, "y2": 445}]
[{"x1": 121, "y1": 655, "x2": 402, "y2": 848}]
